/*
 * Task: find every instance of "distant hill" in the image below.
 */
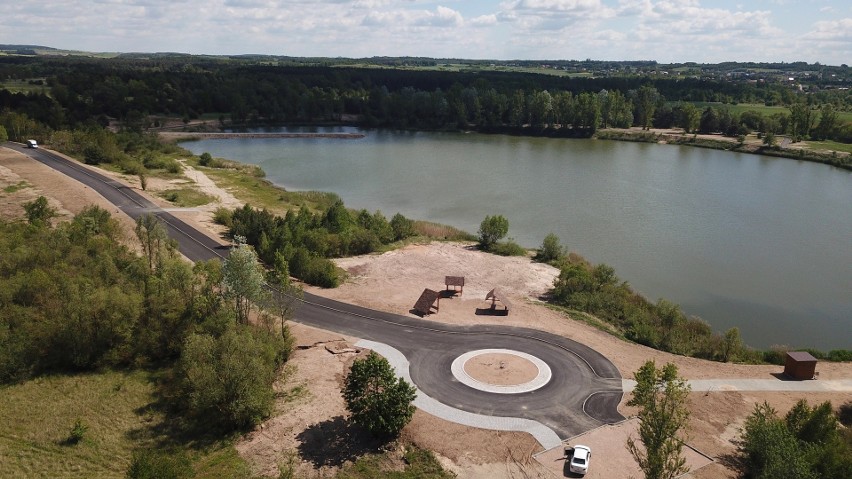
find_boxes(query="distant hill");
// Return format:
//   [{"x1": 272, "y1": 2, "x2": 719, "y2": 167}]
[{"x1": 0, "y1": 44, "x2": 57, "y2": 51}]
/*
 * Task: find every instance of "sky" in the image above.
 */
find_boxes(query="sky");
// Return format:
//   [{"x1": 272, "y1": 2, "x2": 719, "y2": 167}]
[{"x1": 2, "y1": 0, "x2": 851, "y2": 65}]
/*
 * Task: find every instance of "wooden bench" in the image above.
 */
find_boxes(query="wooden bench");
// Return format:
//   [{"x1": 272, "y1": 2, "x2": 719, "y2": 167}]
[
  {"x1": 413, "y1": 288, "x2": 441, "y2": 316},
  {"x1": 445, "y1": 276, "x2": 465, "y2": 295},
  {"x1": 485, "y1": 288, "x2": 512, "y2": 312}
]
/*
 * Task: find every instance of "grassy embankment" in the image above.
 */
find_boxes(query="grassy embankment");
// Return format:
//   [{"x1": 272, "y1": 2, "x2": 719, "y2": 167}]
[{"x1": 595, "y1": 128, "x2": 852, "y2": 171}]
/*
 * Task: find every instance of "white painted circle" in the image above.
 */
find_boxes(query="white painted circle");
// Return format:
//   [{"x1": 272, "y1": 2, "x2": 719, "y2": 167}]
[{"x1": 451, "y1": 348, "x2": 552, "y2": 394}]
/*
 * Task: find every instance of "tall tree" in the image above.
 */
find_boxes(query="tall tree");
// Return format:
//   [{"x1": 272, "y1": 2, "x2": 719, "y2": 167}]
[
  {"x1": 265, "y1": 251, "x2": 302, "y2": 338},
  {"x1": 343, "y1": 351, "x2": 416, "y2": 438},
  {"x1": 676, "y1": 103, "x2": 700, "y2": 133},
  {"x1": 222, "y1": 236, "x2": 267, "y2": 324},
  {"x1": 789, "y1": 101, "x2": 816, "y2": 142},
  {"x1": 814, "y1": 103, "x2": 839, "y2": 140},
  {"x1": 635, "y1": 85, "x2": 660, "y2": 130},
  {"x1": 627, "y1": 361, "x2": 691, "y2": 479}
]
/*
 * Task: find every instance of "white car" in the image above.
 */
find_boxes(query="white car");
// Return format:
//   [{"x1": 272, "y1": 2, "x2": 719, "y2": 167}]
[{"x1": 569, "y1": 445, "x2": 591, "y2": 475}]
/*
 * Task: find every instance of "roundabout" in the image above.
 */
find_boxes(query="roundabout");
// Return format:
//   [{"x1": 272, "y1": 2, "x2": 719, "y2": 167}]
[{"x1": 451, "y1": 348, "x2": 552, "y2": 394}]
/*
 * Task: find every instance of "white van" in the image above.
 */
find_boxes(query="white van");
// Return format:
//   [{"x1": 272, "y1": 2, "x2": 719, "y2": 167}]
[{"x1": 26, "y1": 139, "x2": 38, "y2": 149}]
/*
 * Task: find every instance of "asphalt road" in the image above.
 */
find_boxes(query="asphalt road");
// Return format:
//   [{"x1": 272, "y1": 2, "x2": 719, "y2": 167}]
[{"x1": 5, "y1": 142, "x2": 625, "y2": 439}]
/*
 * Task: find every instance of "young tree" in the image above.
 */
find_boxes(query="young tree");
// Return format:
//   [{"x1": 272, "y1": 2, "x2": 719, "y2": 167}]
[
  {"x1": 627, "y1": 361, "x2": 691, "y2": 479},
  {"x1": 265, "y1": 251, "x2": 302, "y2": 338},
  {"x1": 343, "y1": 351, "x2": 416, "y2": 438},
  {"x1": 721, "y1": 327, "x2": 742, "y2": 362},
  {"x1": 477, "y1": 215, "x2": 509, "y2": 250},
  {"x1": 222, "y1": 236, "x2": 267, "y2": 324},
  {"x1": 23, "y1": 196, "x2": 56, "y2": 227},
  {"x1": 536, "y1": 232, "x2": 564, "y2": 263}
]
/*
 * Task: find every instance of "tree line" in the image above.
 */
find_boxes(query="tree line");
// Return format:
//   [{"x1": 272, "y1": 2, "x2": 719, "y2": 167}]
[{"x1": 2, "y1": 56, "x2": 850, "y2": 144}]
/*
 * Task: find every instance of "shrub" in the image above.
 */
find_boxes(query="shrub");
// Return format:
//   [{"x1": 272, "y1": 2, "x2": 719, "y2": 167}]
[
  {"x1": 827, "y1": 349, "x2": 852, "y2": 362},
  {"x1": 490, "y1": 239, "x2": 527, "y2": 256},
  {"x1": 212, "y1": 206, "x2": 233, "y2": 227},
  {"x1": 762, "y1": 346, "x2": 790, "y2": 365},
  {"x1": 199, "y1": 152, "x2": 213, "y2": 166},
  {"x1": 176, "y1": 325, "x2": 291, "y2": 431},
  {"x1": 67, "y1": 418, "x2": 87, "y2": 444}
]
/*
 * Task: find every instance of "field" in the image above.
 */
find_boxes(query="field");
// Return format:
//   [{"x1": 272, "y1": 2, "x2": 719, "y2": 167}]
[
  {"x1": 0, "y1": 79, "x2": 50, "y2": 95},
  {"x1": 0, "y1": 370, "x2": 249, "y2": 478},
  {"x1": 689, "y1": 102, "x2": 852, "y2": 123}
]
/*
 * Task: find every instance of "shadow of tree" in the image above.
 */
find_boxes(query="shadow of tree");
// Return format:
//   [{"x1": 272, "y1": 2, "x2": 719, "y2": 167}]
[
  {"x1": 296, "y1": 415, "x2": 383, "y2": 468},
  {"x1": 716, "y1": 449, "x2": 746, "y2": 477}
]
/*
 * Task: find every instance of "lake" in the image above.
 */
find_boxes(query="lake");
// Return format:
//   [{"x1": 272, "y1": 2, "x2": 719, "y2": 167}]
[{"x1": 182, "y1": 127, "x2": 852, "y2": 351}]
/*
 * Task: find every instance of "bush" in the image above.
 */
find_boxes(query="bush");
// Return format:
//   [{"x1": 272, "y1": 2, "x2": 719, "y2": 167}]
[
  {"x1": 199, "y1": 152, "x2": 213, "y2": 166},
  {"x1": 67, "y1": 418, "x2": 87, "y2": 444},
  {"x1": 827, "y1": 349, "x2": 852, "y2": 362},
  {"x1": 176, "y1": 325, "x2": 291, "y2": 431},
  {"x1": 212, "y1": 206, "x2": 233, "y2": 227},
  {"x1": 762, "y1": 346, "x2": 790, "y2": 365},
  {"x1": 490, "y1": 239, "x2": 527, "y2": 256}
]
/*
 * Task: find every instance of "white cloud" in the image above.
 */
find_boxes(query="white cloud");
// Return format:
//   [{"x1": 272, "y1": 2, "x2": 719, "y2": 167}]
[
  {"x1": 470, "y1": 14, "x2": 498, "y2": 27},
  {"x1": 0, "y1": 0, "x2": 849, "y2": 63}
]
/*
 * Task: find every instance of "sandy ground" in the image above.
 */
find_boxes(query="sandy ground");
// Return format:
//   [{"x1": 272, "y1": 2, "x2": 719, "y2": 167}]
[{"x1": 3, "y1": 145, "x2": 849, "y2": 479}]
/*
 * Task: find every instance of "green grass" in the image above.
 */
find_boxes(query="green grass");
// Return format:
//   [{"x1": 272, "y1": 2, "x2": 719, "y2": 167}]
[
  {"x1": 201, "y1": 166, "x2": 338, "y2": 215},
  {"x1": 159, "y1": 187, "x2": 217, "y2": 207},
  {"x1": 0, "y1": 370, "x2": 157, "y2": 478},
  {"x1": 688, "y1": 102, "x2": 852, "y2": 123},
  {"x1": 0, "y1": 370, "x2": 252, "y2": 479},
  {"x1": 2, "y1": 181, "x2": 30, "y2": 194},
  {"x1": 804, "y1": 140, "x2": 852, "y2": 154},
  {"x1": 0, "y1": 79, "x2": 50, "y2": 95},
  {"x1": 337, "y1": 446, "x2": 455, "y2": 479}
]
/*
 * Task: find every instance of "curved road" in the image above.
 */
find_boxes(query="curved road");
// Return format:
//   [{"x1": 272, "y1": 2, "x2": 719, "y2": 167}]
[{"x1": 4, "y1": 142, "x2": 625, "y2": 441}]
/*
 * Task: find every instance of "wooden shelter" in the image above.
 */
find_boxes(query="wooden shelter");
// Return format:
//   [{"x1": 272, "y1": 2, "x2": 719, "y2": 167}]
[
  {"x1": 445, "y1": 276, "x2": 465, "y2": 295},
  {"x1": 784, "y1": 351, "x2": 818, "y2": 380},
  {"x1": 485, "y1": 288, "x2": 512, "y2": 312},
  {"x1": 413, "y1": 288, "x2": 441, "y2": 316}
]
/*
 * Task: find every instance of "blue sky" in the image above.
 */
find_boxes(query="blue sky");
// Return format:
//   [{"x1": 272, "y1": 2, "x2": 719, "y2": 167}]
[{"x1": 3, "y1": 1, "x2": 851, "y2": 64}]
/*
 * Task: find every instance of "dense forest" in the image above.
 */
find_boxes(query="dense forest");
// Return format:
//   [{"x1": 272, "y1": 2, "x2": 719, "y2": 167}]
[{"x1": 1, "y1": 55, "x2": 851, "y2": 145}]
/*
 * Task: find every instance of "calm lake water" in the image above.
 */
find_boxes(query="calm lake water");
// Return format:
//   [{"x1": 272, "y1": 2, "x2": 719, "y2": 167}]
[{"x1": 182, "y1": 127, "x2": 852, "y2": 351}]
